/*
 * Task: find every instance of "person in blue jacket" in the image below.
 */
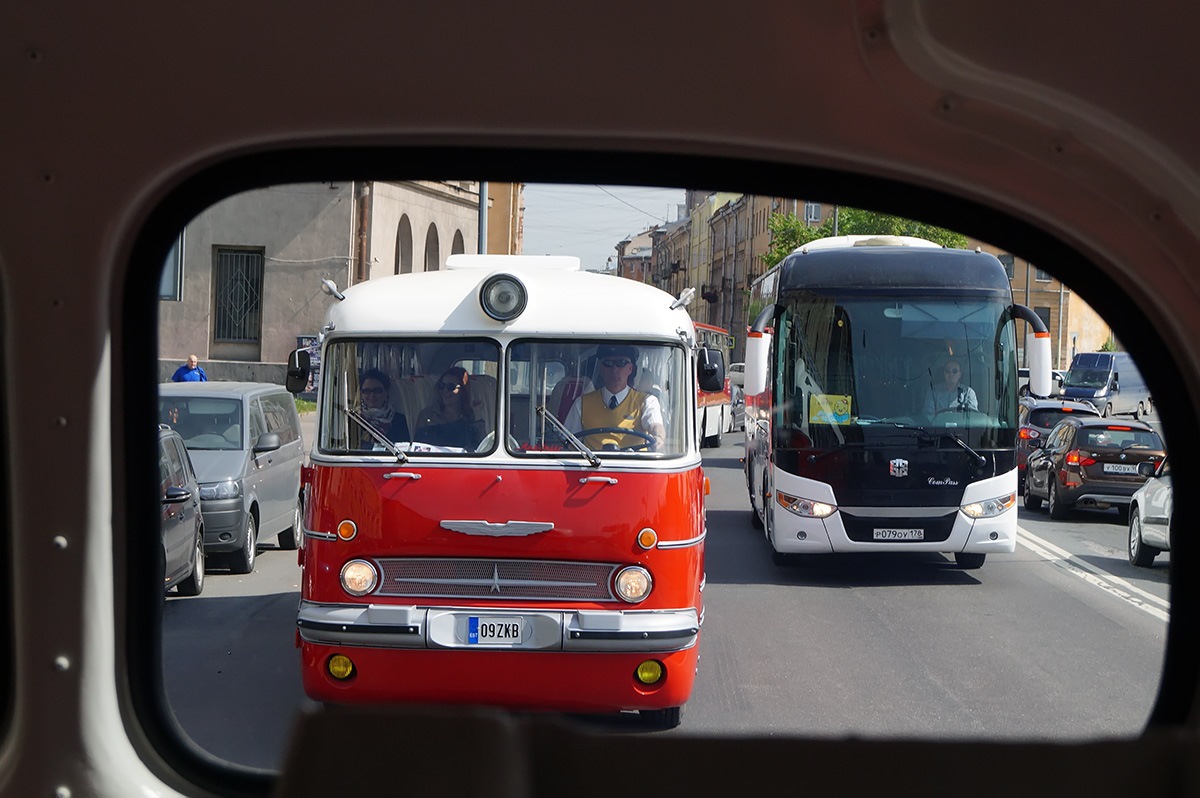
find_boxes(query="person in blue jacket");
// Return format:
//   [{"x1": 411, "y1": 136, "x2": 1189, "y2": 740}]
[{"x1": 171, "y1": 354, "x2": 208, "y2": 382}]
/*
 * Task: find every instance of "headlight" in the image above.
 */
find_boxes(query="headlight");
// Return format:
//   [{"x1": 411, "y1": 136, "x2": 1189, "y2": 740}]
[
  {"x1": 479, "y1": 273, "x2": 527, "y2": 321},
  {"x1": 775, "y1": 491, "x2": 836, "y2": 518},
  {"x1": 340, "y1": 559, "x2": 378, "y2": 596},
  {"x1": 961, "y1": 492, "x2": 1017, "y2": 519},
  {"x1": 199, "y1": 480, "x2": 242, "y2": 500},
  {"x1": 614, "y1": 566, "x2": 653, "y2": 603}
]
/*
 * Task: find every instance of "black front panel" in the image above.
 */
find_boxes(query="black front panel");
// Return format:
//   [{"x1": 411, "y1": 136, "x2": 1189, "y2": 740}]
[{"x1": 840, "y1": 510, "x2": 958, "y2": 543}]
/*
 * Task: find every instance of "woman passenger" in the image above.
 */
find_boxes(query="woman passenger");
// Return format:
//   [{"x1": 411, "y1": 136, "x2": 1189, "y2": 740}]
[{"x1": 414, "y1": 366, "x2": 484, "y2": 450}]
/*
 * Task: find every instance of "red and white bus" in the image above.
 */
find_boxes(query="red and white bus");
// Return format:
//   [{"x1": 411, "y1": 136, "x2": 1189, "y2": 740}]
[
  {"x1": 285, "y1": 255, "x2": 725, "y2": 728},
  {"x1": 694, "y1": 322, "x2": 737, "y2": 447}
]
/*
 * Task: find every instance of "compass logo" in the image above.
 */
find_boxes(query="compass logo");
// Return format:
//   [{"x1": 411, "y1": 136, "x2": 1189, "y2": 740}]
[{"x1": 889, "y1": 458, "x2": 909, "y2": 478}]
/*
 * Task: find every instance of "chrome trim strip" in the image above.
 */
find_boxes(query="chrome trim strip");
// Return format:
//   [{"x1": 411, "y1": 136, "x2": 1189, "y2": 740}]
[
  {"x1": 383, "y1": 471, "x2": 423, "y2": 480},
  {"x1": 440, "y1": 520, "x2": 554, "y2": 537},
  {"x1": 308, "y1": 451, "x2": 702, "y2": 473},
  {"x1": 656, "y1": 530, "x2": 706, "y2": 549},
  {"x1": 301, "y1": 516, "x2": 337, "y2": 540}
]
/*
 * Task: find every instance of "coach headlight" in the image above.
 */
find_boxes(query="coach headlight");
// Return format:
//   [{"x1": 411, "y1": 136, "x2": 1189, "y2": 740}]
[
  {"x1": 775, "y1": 491, "x2": 836, "y2": 518},
  {"x1": 480, "y1": 273, "x2": 527, "y2": 321},
  {"x1": 614, "y1": 566, "x2": 653, "y2": 603},
  {"x1": 961, "y1": 492, "x2": 1017, "y2": 519},
  {"x1": 340, "y1": 559, "x2": 378, "y2": 596}
]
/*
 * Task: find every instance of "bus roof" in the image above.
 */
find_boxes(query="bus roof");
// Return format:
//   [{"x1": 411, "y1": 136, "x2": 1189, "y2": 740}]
[
  {"x1": 325, "y1": 255, "x2": 697, "y2": 342},
  {"x1": 792, "y1": 235, "x2": 943, "y2": 252},
  {"x1": 777, "y1": 246, "x2": 1012, "y2": 294}
]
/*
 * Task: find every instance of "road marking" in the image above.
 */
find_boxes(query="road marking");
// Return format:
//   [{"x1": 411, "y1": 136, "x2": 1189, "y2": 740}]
[{"x1": 1017, "y1": 525, "x2": 1169, "y2": 623}]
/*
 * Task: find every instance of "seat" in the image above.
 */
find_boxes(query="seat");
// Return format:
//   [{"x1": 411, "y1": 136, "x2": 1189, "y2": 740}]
[{"x1": 547, "y1": 377, "x2": 594, "y2": 422}]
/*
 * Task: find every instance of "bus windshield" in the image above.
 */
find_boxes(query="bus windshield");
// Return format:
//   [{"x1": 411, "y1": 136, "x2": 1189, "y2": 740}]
[
  {"x1": 776, "y1": 292, "x2": 1018, "y2": 450},
  {"x1": 507, "y1": 339, "x2": 690, "y2": 458}
]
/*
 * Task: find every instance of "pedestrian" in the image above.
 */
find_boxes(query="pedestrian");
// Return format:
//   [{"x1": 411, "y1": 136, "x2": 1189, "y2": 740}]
[{"x1": 171, "y1": 354, "x2": 208, "y2": 382}]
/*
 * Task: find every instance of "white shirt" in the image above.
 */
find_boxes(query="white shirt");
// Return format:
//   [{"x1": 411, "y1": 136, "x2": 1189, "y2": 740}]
[
  {"x1": 924, "y1": 384, "x2": 979, "y2": 413},
  {"x1": 566, "y1": 386, "x2": 664, "y2": 434}
]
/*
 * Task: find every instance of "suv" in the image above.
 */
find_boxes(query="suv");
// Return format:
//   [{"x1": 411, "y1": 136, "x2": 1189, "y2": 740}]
[
  {"x1": 158, "y1": 424, "x2": 204, "y2": 596},
  {"x1": 1023, "y1": 416, "x2": 1165, "y2": 522},
  {"x1": 1016, "y1": 396, "x2": 1100, "y2": 490},
  {"x1": 159, "y1": 382, "x2": 305, "y2": 574}
]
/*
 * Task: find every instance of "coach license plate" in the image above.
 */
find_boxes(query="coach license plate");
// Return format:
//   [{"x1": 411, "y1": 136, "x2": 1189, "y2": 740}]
[
  {"x1": 468, "y1": 616, "x2": 523, "y2": 645},
  {"x1": 873, "y1": 528, "x2": 924, "y2": 541},
  {"x1": 1103, "y1": 463, "x2": 1138, "y2": 474}
]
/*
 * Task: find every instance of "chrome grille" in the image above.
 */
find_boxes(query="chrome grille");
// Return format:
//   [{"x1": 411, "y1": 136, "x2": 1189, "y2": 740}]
[{"x1": 374, "y1": 558, "x2": 618, "y2": 601}]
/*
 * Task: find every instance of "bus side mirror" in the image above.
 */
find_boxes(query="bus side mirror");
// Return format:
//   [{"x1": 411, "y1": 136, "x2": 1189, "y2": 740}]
[
  {"x1": 744, "y1": 332, "x2": 771, "y2": 396},
  {"x1": 286, "y1": 348, "x2": 311, "y2": 394},
  {"x1": 697, "y1": 348, "x2": 725, "y2": 392}
]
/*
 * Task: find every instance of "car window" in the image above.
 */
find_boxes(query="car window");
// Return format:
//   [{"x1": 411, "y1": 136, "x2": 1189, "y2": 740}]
[
  {"x1": 248, "y1": 399, "x2": 266, "y2": 442},
  {"x1": 260, "y1": 393, "x2": 299, "y2": 444},
  {"x1": 162, "y1": 437, "x2": 187, "y2": 489}
]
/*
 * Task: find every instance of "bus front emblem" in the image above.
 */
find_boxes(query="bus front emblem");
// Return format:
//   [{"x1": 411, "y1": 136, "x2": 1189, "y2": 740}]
[{"x1": 889, "y1": 458, "x2": 909, "y2": 478}]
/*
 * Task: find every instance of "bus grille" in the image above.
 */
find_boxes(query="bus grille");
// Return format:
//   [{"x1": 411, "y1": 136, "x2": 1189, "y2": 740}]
[{"x1": 373, "y1": 558, "x2": 619, "y2": 601}]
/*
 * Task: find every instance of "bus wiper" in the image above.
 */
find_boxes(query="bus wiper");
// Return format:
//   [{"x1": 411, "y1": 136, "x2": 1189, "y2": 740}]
[
  {"x1": 536, "y1": 405, "x2": 602, "y2": 467},
  {"x1": 343, "y1": 405, "x2": 408, "y2": 463},
  {"x1": 940, "y1": 430, "x2": 987, "y2": 466}
]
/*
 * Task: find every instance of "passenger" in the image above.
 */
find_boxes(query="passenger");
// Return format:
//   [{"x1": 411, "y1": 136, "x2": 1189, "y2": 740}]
[
  {"x1": 414, "y1": 366, "x2": 484, "y2": 450},
  {"x1": 566, "y1": 344, "x2": 665, "y2": 451},
  {"x1": 359, "y1": 368, "x2": 411, "y2": 443},
  {"x1": 924, "y1": 357, "x2": 979, "y2": 414}
]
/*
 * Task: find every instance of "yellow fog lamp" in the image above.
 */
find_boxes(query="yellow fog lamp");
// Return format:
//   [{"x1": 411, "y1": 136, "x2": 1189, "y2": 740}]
[
  {"x1": 340, "y1": 559, "x2": 379, "y2": 596},
  {"x1": 479, "y1": 273, "x2": 528, "y2": 321},
  {"x1": 327, "y1": 654, "x2": 356, "y2": 681},
  {"x1": 336, "y1": 519, "x2": 358, "y2": 541},
  {"x1": 614, "y1": 566, "x2": 653, "y2": 603},
  {"x1": 635, "y1": 660, "x2": 665, "y2": 685}
]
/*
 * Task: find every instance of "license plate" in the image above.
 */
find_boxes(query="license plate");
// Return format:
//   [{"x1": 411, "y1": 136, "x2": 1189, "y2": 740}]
[
  {"x1": 468, "y1": 616, "x2": 523, "y2": 645},
  {"x1": 873, "y1": 528, "x2": 924, "y2": 541},
  {"x1": 1103, "y1": 463, "x2": 1138, "y2": 474}
]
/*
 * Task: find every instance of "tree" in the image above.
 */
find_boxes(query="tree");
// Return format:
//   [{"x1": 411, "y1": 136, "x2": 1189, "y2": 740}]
[{"x1": 760, "y1": 207, "x2": 969, "y2": 269}]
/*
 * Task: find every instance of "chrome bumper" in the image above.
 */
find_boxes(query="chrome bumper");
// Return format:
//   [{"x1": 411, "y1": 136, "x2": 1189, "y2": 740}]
[{"x1": 296, "y1": 600, "x2": 700, "y2": 653}]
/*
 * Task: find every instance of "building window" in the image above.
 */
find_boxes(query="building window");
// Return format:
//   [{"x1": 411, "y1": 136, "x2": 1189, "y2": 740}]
[
  {"x1": 803, "y1": 202, "x2": 822, "y2": 223},
  {"x1": 213, "y1": 247, "x2": 264, "y2": 343},
  {"x1": 997, "y1": 253, "x2": 1015, "y2": 279},
  {"x1": 1035, "y1": 306, "x2": 1052, "y2": 329},
  {"x1": 1035, "y1": 266, "x2": 1053, "y2": 281},
  {"x1": 159, "y1": 232, "x2": 184, "y2": 301}
]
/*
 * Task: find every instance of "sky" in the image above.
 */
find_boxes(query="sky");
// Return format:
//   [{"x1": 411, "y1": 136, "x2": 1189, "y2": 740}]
[{"x1": 521, "y1": 184, "x2": 686, "y2": 271}]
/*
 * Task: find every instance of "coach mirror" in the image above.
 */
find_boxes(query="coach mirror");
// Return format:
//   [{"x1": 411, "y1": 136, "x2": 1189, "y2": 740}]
[
  {"x1": 698, "y1": 347, "x2": 724, "y2": 392},
  {"x1": 286, "y1": 348, "x2": 311, "y2": 394}
]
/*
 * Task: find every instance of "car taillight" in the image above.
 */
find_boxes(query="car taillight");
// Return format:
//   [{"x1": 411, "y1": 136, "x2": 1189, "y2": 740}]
[
  {"x1": 1065, "y1": 449, "x2": 1096, "y2": 467},
  {"x1": 1018, "y1": 428, "x2": 1039, "y2": 440}
]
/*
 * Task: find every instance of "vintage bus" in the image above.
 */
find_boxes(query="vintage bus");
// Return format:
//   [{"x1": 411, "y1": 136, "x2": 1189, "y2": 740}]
[
  {"x1": 693, "y1": 321, "x2": 737, "y2": 447},
  {"x1": 743, "y1": 236, "x2": 1052, "y2": 569},
  {"x1": 285, "y1": 254, "x2": 725, "y2": 728}
]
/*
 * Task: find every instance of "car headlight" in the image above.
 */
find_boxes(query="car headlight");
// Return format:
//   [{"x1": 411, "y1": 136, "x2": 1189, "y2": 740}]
[
  {"x1": 199, "y1": 480, "x2": 242, "y2": 500},
  {"x1": 340, "y1": 559, "x2": 379, "y2": 596},
  {"x1": 775, "y1": 491, "x2": 836, "y2": 518},
  {"x1": 614, "y1": 566, "x2": 653, "y2": 603},
  {"x1": 961, "y1": 492, "x2": 1017, "y2": 519}
]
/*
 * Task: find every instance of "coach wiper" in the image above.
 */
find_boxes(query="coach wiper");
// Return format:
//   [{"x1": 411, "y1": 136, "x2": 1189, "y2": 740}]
[
  {"x1": 343, "y1": 405, "x2": 409, "y2": 463},
  {"x1": 536, "y1": 405, "x2": 602, "y2": 467},
  {"x1": 870, "y1": 420, "x2": 987, "y2": 465}
]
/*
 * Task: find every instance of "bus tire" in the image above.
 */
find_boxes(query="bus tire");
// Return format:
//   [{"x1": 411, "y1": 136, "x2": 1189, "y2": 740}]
[
  {"x1": 954, "y1": 552, "x2": 986, "y2": 569},
  {"x1": 641, "y1": 705, "x2": 683, "y2": 730}
]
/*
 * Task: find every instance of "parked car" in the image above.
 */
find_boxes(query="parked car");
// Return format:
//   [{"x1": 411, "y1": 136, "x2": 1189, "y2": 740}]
[
  {"x1": 728, "y1": 362, "x2": 745, "y2": 388},
  {"x1": 158, "y1": 424, "x2": 204, "y2": 596},
  {"x1": 1023, "y1": 415, "x2": 1165, "y2": 522},
  {"x1": 1017, "y1": 396, "x2": 1101, "y2": 490},
  {"x1": 1017, "y1": 367, "x2": 1066, "y2": 397},
  {"x1": 159, "y1": 382, "x2": 305, "y2": 573},
  {"x1": 1128, "y1": 456, "x2": 1172, "y2": 567}
]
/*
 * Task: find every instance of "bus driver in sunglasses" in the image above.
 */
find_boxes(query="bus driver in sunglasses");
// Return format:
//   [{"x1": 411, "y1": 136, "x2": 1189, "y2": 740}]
[
  {"x1": 923, "y1": 357, "x2": 979, "y2": 414},
  {"x1": 565, "y1": 344, "x2": 665, "y2": 451}
]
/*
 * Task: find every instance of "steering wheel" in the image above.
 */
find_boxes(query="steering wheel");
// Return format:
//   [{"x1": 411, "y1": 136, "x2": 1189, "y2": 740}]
[{"x1": 575, "y1": 427, "x2": 656, "y2": 451}]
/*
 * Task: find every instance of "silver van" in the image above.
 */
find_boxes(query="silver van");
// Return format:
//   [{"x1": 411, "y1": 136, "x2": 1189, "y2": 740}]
[
  {"x1": 1060, "y1": 351, "x2": 1154, "y2": 419},
  {"x1": 159, "y1": 382, "x2": 305, "y2": 573}
]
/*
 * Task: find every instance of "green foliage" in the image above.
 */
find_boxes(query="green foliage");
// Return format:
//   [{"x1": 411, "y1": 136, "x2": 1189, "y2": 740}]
[
  {"x1": 294, "y1": 398, "x2": 317, "y2": 414},
  {"x1": 760, "y1": 207, "x2": 969, "y2": 269},
  {"x1": 1098, "y1": 336, "x2": 1119, "y2": 352}
]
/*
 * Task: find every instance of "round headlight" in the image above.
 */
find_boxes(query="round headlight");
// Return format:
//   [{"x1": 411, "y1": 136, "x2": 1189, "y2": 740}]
[
  {"x1": 614, "y1": 566, "x2": 653, "y2": 603},
  {"x1": 340, "y1": 559, "x2": 378, "y2": 596},
  {"x1": 480, "y1": 274, "x2": 527, "y2": 321}
]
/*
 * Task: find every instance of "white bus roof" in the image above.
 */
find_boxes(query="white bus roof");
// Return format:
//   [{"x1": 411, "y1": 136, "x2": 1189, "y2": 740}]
[
  {"x1": 325, "y1": 255, "x2": 697, "y2": 342},
  {"x1": 793, "y1": 234, "x2": 943, "y2": 253}
]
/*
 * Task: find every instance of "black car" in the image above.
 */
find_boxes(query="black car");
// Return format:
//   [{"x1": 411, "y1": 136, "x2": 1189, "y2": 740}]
[
  {"x1": 158, "y1": 424, "x2": 205, "y2": 596},
  {"x1": 1023, "y1": 416, "x2": 1165, "y2": 522},
  {"x1": 1016, "y1": 396, "x2": 1100, "y2": 489}
]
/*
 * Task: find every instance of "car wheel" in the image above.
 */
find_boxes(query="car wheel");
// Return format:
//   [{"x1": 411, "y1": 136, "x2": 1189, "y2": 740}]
[
  {"x1": 1048, "y1": 479, "x2": 1070, "y2": 520},
  {"x1": 1102, "y1": 403, "x2": 1113, "y2": 418},
  {"x1": 176, "y1": 527, "x2": 205, "y2": 597},
  {"x1": 954, "y1": 552, "x2": 986, "y2": 569},
  {"x1": 1128, "y1": 513, "x2": 1159, "y2": 567},
  {"x1": 1023, "y1": 476, "x2": 1042, "y2": 511},
  {"x1": 641, "y1": 705, "x2": 683, "y2": 730},
  {"x1": 1133, "y1": 402, "x2": 1143, "y2": 421},
  {"x1": 278, "y1": 499, "x2": 302, "y2": 550},
  {"x1": 229, "y1": 512, "x2": 257, "y2": 574}
]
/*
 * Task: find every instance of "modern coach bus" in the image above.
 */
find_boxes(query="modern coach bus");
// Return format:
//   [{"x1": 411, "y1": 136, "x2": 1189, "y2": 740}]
[
  {"x1": 742, "y1": 236, "x2": 1052, "y2": 569},
  {"x1": 693, "y1": 322, "x2": 737, "y2": 447},
  {"x1": 284, "y1": 255, "x2": 724, "y2": 728}
]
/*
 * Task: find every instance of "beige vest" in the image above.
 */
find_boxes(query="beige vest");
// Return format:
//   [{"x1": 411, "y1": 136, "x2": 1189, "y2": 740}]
[{"x1": 581, "y1": 389, "x2": 649, "y2": 449}]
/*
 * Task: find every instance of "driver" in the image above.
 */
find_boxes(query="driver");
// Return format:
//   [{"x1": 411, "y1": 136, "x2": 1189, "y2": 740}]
[
  {"x1": 924, "y1": 357, "x2": 979, "y2": 414},
  {"x1": 565, "y1": 344, "x2": 665, "y2": 451}
]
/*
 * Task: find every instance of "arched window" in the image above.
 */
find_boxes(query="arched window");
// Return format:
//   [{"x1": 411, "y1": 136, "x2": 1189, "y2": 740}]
[
  {"x1": 395, "y1": 215, "x2": 413, "y2": 274},
  {"x1": 451, "y1": 229, "x2": 466, "y2": 255},
  {"x1": 424, "y1": 223, "x2": 440, "y2": 271}
]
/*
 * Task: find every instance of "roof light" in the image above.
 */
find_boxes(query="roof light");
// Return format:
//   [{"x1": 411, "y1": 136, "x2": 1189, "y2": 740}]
[{"x1": 479, "y1": 273, "x2": 527, "y2": 321}]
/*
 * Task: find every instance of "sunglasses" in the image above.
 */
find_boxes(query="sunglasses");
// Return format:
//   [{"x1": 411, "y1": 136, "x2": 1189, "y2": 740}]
[
  {"x1": 944, "y1": 367, "x2": 960, "y2": 374},
  {"x1": 600, "y1": 358, "x2": 631, "y2": 368},
  {"x1": 360, "y1": 386, "x2": 386, "y2": 395},
  {"x1": 438, "y1": 382, "x2": 462, "y2": 391}
]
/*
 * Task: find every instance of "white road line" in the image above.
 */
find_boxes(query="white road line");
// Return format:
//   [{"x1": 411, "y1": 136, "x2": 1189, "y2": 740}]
[{"x1": 1016, "y1": 525, "x2": 1169, "y2": 622}]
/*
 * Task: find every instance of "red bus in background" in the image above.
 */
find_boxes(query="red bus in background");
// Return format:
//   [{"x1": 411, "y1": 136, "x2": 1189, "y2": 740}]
[{"x1": 694, "y1": 322, "x2": 736, "y2": 447}]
